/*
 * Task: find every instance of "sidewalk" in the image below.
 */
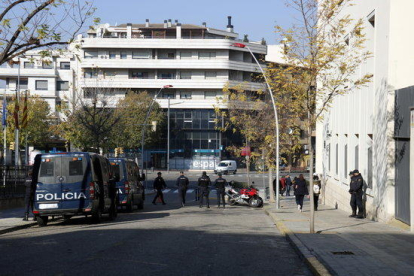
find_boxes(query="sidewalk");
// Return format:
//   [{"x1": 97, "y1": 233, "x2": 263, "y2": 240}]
[
  {"x1": 265, "y1": 197, "x2": 414, "y2": 276},
  {"x1": 0, "y1": 207, "x2": 37, "y2": 234}
]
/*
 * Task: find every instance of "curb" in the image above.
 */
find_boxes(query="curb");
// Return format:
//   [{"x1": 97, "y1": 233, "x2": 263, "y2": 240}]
[
  {"x1": 0, "y1": 221, "x2": 37, "y2": 235},
  {"x1": 264, "y1": 208, "x2": 332, "y2": 276}
]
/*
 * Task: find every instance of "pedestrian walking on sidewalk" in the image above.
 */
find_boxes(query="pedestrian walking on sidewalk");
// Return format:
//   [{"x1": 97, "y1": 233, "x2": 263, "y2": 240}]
[
  {"x1": 214, "y1": 172, "x2": 227, "y2": 208},
  {"x1": 285, "y1": 174, "x2": 292, "y2": 196},
  {"x1": 176, "y1": 171, "x2": 189, "y2": 207},
  {"x1": 152, "y1": 172, "x2": 167, "y2": 205},
  {"x1": 279, "y1": 176, "x2": 286, "y2": 196},
  {"x1": 349, "y1": 169, "x2": 364, "y2": 218},
  {"x1": 313, "y1": 173, "x2": 321, "y2": 211},
  {"x1": 294, "y1": 174, "x2": 308, "y2": 212},
  {"x1": 198, "y1": 171, "x2": 211, "y2": 208},
  {"x1": 23, "y1": 170, "x2": 34, "y2": 221}
]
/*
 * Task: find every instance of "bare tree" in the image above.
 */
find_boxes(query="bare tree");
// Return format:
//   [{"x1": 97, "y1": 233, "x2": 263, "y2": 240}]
[{"x1": 0, "y1": 0, "x2": 95, "y2": 65}]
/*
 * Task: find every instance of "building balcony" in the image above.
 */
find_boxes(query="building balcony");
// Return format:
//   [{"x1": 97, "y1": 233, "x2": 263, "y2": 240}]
[
  {"x1": 0, "y1": 68, "x2": 57, "y2": 78},
  {"x1": 80, "y1": 59, "x2": 265, "y2": 72},
  {"x1": 79, "y1": 38, "x2": 267, "y2": 54},
  {"x1": 81, "y1": 78, "x2": 265, "y2": 91}
]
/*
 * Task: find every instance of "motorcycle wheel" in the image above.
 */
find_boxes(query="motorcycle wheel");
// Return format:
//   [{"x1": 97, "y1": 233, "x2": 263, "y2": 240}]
[
  {"x1": 249, "y1": 197, "x2": 263, "y2": 208},
  {"x1": 229, "y1": 199, "x2": 236, "y2": 206}
]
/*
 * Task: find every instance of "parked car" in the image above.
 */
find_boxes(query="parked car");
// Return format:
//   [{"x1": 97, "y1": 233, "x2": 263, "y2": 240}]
[
  {"x1": 214, "y1": 160, "x2": 237, "y2": 174},
  {"x1": 32, "y1": 152, "x2": 118, "y2": 226},
  {"x1": 109, "y1": 158, "x2": 145, "y2": 212}
]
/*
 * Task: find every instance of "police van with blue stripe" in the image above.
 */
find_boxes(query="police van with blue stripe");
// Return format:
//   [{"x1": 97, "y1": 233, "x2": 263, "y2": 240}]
[{"x1": 32, "y1": 152, "x2": 118, "y2": 226}]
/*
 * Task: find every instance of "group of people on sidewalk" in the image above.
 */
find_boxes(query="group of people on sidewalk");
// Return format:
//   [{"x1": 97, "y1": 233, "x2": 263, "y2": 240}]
[
  {"x1": 151, "y1": 171, "x2": 227, "y2": 209},
  {"x1": 274, "y1": 170, "x2": 364, "y2": 218}
]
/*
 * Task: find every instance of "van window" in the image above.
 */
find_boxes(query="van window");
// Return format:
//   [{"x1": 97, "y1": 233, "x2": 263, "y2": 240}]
[
  {"x1": 40, "y1": 161, "x2": 54, "y2": 177},
  {"x1": 218, "y1": 162, "x2": 228, "y2": 167},
  {"x1": 110, "y1": 162, "x2": 124, "y2": 180},
  {"x1": 61, "y1": 156, "x2": 87, "y2": 183}
]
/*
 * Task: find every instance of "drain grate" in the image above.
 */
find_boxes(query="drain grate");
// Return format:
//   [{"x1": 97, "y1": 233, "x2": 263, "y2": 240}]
[{"x1": 331, "y1": 251, "x2": 354, "y2": 255}]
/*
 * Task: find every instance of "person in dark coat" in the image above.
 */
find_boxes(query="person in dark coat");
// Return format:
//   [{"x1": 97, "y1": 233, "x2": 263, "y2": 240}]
[
  {"x1": 152, "y1": 172, "x2": 167, "y2": 205},
  {"x1": 176, "y1": 171, "x2": 189, "y2": 207},
  {"x1": 285, "y1": 174, "x2": 292, "y2": 196},
  {"x1": 23, "y1": 170, "x2": 34, "y2": 221},
  {"x1": 198, "y1": 171, "x2": 211, "y2": 208},
  {"x1": 349, "y1": 169, "x2": 364, "y2": 218},
  {"x1": 214, "y1": 172, "x2": 227, "y2": 208},
  {"x1": 294, "y1": 174, "x2": 308, "y2": 212}
]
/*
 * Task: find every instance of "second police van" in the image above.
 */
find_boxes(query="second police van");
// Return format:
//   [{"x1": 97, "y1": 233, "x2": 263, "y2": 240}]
[{"x1": 109, "y1": 158, "x2": 145, "y2": 211}]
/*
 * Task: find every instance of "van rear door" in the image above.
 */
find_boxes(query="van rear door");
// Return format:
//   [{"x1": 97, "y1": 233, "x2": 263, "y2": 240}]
[
  {"x1": 60, "y1": 155, "x2": 89, "y2": 210},
  {"x1": 35, "y1": 156, "x2": 62, "y2": 211}
]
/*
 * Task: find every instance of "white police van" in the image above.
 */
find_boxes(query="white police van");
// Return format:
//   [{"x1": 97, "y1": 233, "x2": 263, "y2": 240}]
[{"x1": 214, "y1": 160, "x2": 237, "y2": 174}]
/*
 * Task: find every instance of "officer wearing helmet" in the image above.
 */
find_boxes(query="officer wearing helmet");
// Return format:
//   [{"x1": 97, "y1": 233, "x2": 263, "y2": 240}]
[
  {"x1": 214, "y1": 172, "x2": 227, "y2": 208},
  {"x1": 197, "y1": 171, "x2": 211, "y2": 208},
  {"x1": 152, "y1": 172, "x2": 167, "y2": 205}
]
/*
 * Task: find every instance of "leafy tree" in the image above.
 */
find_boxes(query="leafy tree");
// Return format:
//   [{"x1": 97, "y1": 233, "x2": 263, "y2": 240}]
[
  {"x1": 273, "y1": 0, "x2": 372, "y2": 232},
  {"x1": 0, "y1": 0, "x2": 96, "y2": 65},
  {"x1": 4, "y1": 94, "x2": 52, "y2": 147},
  {"x1": 111, "y1": 91, "x2": 165, "y2": 150}
]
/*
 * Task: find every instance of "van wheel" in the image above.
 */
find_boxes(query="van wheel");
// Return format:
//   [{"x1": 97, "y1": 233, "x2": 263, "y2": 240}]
[
  {"x1": 109, "y1": 201, "x2": 118, "y2": 221},
  {"x1": 37, "y1": 216, "x2": 49, "y2": 227},
  {"x1": 137, "y1": 199, "x2": 144, "y2": 210},
  {"x1": 126, "y1": 198, "x2": 134, "y2": 212},
  {"x1": 92, "y1": 209, "x2": 102, "y2": 223},
  {"x1": 233, "y1": 170, "x2": 237, "y2": 174}
]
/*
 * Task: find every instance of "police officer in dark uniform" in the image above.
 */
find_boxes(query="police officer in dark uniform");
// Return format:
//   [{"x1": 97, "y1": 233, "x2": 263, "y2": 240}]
[
  {"x1": 214, "y1": 172, "x2": 227, "y2": 208},
  {"x1": 23, "y1": 170, "x2": 34, "y2": 221},
  {"x1": 349, "y1": 169, "x2": 364, "y2": 218},
  {"x1": 198, "y1": 171, "x2": 211, "y2": 208},
  {"x1": 152, "y1": 172, "x2": 167, "y2": 205},
  {"x1": 176, "y1": 171, "x2": 189, "y2": 207}
]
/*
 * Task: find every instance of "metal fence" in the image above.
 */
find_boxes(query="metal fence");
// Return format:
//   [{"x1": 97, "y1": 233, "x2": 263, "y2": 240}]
[{"x1": 0, "y1": 165, "x2": 32, "y2": 198}]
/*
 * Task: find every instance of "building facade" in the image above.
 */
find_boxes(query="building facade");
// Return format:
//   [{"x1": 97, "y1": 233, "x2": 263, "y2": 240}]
[
  {"x1": 315, "y1": 0, "x2": 414, "y2": 225},
  {"x1": 0, "y1": 18, "x2": 268, "y2": 169}
]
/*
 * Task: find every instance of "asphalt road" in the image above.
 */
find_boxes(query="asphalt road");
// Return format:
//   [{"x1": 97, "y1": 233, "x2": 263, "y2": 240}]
[{"x1": 0, "y1": 186, "x2": 311, "y2": 276}]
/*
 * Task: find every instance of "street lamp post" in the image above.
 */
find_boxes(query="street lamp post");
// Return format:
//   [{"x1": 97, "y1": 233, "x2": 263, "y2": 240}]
[
  {"x1": 232, "y1": 43, "x2": 280, "y2": 209},
  {"x1": 141, "y1": 85, "x2": 172, "y2": 187}
]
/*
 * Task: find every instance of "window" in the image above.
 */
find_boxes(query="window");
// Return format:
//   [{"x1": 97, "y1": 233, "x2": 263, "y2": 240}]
[
  {"x1": 180, "y1": 71, "x2": 192, "y2": 79},
  {"x1": 158, "y1": 72, "x2": 175, "y2": 79},
  {"x1": 344, "y1": 144, "x2": 347, "y2": 178},
  {"x1": 130, "y1": 71, "x2": 148, "y2": 79},
  {"x1": 24, "y1": 62, "x2": 34, "y2": 69},
  {"x1": 35, "y1": 80, "x2": 48, "y2": 90},
  {"x1": 84, "y1": 71, "x2": 97, "y2": 79},
  {"x1": 19, "y1": 79, "x2": 28, "y2": 90},
  {"x1": 120, "y1": 51, "x2": 127, "y2": 59},
  {"x1": 56, "y1": 81, "x2": 69, "y2": 91},
  {"x1": 335, "y1": 143, "x2": 338, "y2": 176},
  {"x1": 180, "y1": 51, "x2": 192, "y2": 59},
  {"x1": 180, "y1": 91, "x2": 192, "y2": 99},
  {"x1": 109, "y1": 51, "x2": 116, "y2": 59},
  {"x1": 204, "y1": 91, "x2": 217, "y2": 99},
  {"x1": 199, "y1": 52, "x2": 216, "y2": 59},
  {"x1": 42, "y1": 61, "x2": 53, "y2": 69},
  {"x1": 205, "y1": 71, "x2": 217, "y2": 79},
  {"x1": 84, "y1": 51, "x2": 98, "y2": 59},
  {"x1": 162, "y1": 91, "x2": 175, "y2": 99},
  {"x1": 60, "y1": 62, "x2": 70, "y2": 70},
  {"x1": 132, "y1": 50, "x2": 150, "y2": 59},
  {"x1": 104, "y1": 71, "x2": 116, "y2": 78}
]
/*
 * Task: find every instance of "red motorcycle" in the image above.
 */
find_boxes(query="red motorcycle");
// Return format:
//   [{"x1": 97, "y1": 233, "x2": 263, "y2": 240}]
[{"x1": 226, "y1": 183, "x2": 263, "y2": 208}]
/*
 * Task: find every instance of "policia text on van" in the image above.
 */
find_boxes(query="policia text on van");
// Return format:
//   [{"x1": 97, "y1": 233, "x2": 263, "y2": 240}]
[{"x1": 32, "y1": 152, "x2": 119, "y2": 226}]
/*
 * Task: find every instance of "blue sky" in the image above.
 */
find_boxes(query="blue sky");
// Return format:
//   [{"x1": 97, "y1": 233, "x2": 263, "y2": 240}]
[{"x1": 94, "y1": 0, "x2": 297, "y2": 44}]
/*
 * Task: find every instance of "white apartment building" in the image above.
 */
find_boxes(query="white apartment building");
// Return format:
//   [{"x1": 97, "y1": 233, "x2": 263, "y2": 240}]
[
  {"x1": 315, "y1": 0, "x2": 414, "y2": 227},
  {"x1": 0, "y1": 17, "x2": 268, "y2": 169}
]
